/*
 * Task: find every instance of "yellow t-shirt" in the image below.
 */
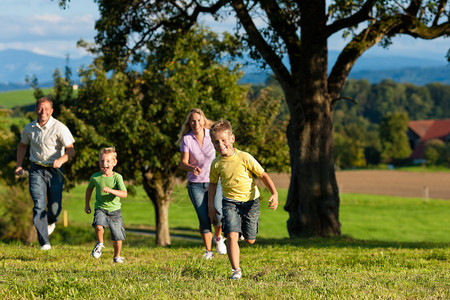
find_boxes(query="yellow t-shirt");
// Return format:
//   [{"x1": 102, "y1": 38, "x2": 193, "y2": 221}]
[{"x1": 209, "y1": 149, "x2": 264, "y2": 202}]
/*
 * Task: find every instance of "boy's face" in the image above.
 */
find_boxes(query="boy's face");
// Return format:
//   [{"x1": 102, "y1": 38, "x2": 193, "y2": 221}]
[
  {"x1": 212, "y1": 130, "x2": 235, "y2": 157},
  {"x1": 99, "y1": 153, "x2": 117, "y2": 176}
]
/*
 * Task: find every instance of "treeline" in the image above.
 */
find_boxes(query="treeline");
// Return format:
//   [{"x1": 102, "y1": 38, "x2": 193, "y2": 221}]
[
  {"x1": 255, "y1": 78, "x2": 450, "y2": 169},
  {"x1": 334, "y1": 79, "x2": 450, "y2": 168}
]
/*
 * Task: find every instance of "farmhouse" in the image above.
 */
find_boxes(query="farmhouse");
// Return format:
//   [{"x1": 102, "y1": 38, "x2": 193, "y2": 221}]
[{"x1": 407, "y1": 119, "x2": 450, "y2": 163}]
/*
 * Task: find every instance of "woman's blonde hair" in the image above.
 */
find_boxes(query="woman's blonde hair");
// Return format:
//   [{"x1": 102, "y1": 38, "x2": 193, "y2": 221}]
[
  {"x1": 99, "y1": 147, "x2": 117, "y2": 162},
  {"x1": 177, "y1": 108, "x2": 213, "y2": 144}
]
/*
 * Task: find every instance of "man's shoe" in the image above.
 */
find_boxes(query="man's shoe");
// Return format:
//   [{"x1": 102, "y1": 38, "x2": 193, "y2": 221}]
[
  {"x1": 47, "y1": 223, "x2": 56, "y2": 236},
  {"x1": 214, "y1": 236, "x2": 227, "y2": 255},
  {"x1": 230, "y1": 268, "x2": 242, "y2": 280},
  {"x1": 40, "y1": 244, "x2": 51, "y2": 251},
  {"x1": 92, "y1": 242, "x2": 104, "y2": 258},
  {"x1": 202, "y1": 250, "x2": 214, "y2": 260}
]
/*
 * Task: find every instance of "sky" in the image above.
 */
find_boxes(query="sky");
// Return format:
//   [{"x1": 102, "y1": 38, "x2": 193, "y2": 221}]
[{"x1": 0, "y1": 0, "x2": 448, "y2": 63}]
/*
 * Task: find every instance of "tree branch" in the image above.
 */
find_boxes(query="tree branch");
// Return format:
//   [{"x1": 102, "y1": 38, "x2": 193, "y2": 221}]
[
  {"x1": 259, "y1": 0, "x2": 301, "y2": 73},
  {"x1": 231, "y1": 0, "x2": 292, "y2": 85},
  {"x1": 326, "y1": 0, "x2": 378, "y2": 36}
]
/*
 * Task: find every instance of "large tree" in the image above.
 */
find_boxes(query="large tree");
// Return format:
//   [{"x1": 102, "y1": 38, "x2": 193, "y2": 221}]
[{"x1": 60, "y1": 0, "x2": 449, "y2": 237}]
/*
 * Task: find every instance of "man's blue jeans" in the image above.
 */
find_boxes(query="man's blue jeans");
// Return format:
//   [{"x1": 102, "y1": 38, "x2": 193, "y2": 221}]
[{"x1": 29, "y1": 163, "x2": 64, "y2": 246}]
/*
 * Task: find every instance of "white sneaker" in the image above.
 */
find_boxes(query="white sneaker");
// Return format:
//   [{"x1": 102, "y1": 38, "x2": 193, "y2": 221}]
[
  {"x1": 48, "y1": 223, "x2": 56, "y2": 236},
  {"x1": 230, "y1": 268, "x2": 242, "y2": 280},
  {"x1": 40, "y1": 244, "x2": 51, "y2": 251},
  {"x1": 214, "y1": 236, "x2": 227, "y2": 255},
  {"x1": 202, "y1": 250, "x2": 214, "y2": 260},
  {"x1": 113, "y1": 256, "x2": 125, "y2": 263},
  {"x1": 92, "y1": 243, "x2": 104, "y2": 258}
]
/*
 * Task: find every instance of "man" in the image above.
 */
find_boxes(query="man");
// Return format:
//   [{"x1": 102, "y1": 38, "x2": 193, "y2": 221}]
[{"x1": 15, "y1": 97, "x2": 75, "y2": 250}]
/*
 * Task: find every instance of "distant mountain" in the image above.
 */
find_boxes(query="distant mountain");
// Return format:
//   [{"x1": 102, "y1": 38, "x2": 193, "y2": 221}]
[
  {"x1": 0, "y1": 49, "x2": 448, "y2": 91},
  {"x1": 0, "y1": 49, "x2": 92, "y2": 90},
  {"x1": 240, "y1": 51, "x2": 449, "y2": 85}
]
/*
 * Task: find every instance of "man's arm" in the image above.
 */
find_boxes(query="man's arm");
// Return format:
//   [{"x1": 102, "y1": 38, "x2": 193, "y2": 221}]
[
  {"x1": 15, "y1": 142, "x2": 28, "y2": 175},
  {"x1": 53, "y1": 144, "x2": 75, "y2": 168}
]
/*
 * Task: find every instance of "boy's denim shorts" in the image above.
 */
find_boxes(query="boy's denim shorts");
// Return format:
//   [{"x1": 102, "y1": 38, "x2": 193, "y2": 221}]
[
  {"x1": 222, "y1": 198, "x2": 260, "y2": 240},
  {"x1": 92, "y1": 208, "x2": 126, "y2": 241}
]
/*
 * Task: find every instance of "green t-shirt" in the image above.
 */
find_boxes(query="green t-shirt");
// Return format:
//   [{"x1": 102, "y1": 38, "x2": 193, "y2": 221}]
[{"x1": 87, "y1": 172, "x2": 127, "y2": 212}]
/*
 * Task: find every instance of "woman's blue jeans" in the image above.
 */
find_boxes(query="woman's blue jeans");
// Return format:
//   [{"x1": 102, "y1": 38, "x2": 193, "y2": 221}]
[
  {"x1": 187, "y1": 181, "x2": 223, "y2": 234},
  {"x1": 29, "y1": 163, "x2": 64, "y2": 246}
]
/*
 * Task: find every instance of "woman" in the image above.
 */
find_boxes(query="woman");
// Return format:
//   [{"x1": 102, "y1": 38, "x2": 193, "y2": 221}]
[{"x1": 178, "y1": 108, "x2": 226, "y2": 259}]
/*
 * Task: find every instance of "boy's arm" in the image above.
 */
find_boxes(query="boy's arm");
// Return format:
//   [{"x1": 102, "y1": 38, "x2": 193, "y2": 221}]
[
  {"x1": 208, "y1": 182, "x2": 219, "y2": 222},
  {"x1": 85, "y1": 187, "x2": 94, "y2": 214},
  {"x1": 259, "y1": 172, "x2": 278, "y2": 211},
  {"x1": 102, "y1": 186, "x2": 128, "y2": 198}
]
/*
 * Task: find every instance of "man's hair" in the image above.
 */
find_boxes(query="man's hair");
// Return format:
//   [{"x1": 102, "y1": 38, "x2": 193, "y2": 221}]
[
  {"x1": 210, "y1": 120, "x2": 233, "y2": 139},
  {"x1": 36, "y1": 97, "x2": 53, "y2": 108},
  {"x1": 99, "y1": 147, "x2": 118, "y2": 161}
]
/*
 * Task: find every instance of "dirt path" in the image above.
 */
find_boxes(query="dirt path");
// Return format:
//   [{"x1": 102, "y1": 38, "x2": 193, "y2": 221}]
[{"x1": 268, "y1": 171, "x2": 450, "y2": 200}]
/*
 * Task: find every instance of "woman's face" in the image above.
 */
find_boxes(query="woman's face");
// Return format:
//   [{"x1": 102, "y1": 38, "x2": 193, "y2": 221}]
[{"x1": 190, "y1": 112, "x2": 205, "y2": 135}]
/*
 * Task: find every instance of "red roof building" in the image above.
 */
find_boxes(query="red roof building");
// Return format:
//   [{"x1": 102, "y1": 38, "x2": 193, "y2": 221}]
[{"x1": 407, "y1": 119, "x2": 450, "y2": 161}]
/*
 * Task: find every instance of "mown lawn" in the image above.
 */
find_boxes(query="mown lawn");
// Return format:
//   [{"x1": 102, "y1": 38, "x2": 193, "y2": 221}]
[{"x1": 0, "y1": 184, "x2": 449, "y2": 298}]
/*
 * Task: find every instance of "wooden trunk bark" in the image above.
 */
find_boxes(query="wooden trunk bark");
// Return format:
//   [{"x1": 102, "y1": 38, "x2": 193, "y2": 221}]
[
  {"x1": 284, "y1": 90, "x2": 341, "y2": 237},
  {"x1": 142, "y1": 169, "x2": 174, "y2": 246}
]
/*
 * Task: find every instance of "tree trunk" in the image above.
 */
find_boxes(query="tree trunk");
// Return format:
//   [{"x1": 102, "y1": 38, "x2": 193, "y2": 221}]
[
  {"x1": 142, "y1": 168, "x2": 174, "y2": 246},
  {"x1": 284, "y1": 91, "x2": 341, "y2": 237},
  {"x1": 283, "y1": 1, "x2": 340, "y2": 237}
]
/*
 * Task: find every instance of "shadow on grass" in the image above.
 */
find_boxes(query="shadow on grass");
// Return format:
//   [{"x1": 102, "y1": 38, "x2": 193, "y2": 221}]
[{"x1": 36, "y1": 225, "x2": 450, "y2": 250}]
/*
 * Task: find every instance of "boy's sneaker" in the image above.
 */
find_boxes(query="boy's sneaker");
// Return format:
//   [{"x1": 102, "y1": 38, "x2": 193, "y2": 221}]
[
  {"x1": 40, "y1": 244, "x2": 51, "y2": 251},
  {"x1": 202, "y1": 250, "x2": 214, "y2": 260},
  {"x1": 91, "y1": 243, "x2": 104, "y2": 258},
  {"x1": 47, "y1": 223, "x2": 56, "y2": 236},
  {"x1": 230, "y1": 268, "x2": 242, "y2": 280},
  {"x1": 113, "y1": 256, "x2": 125, "y2": 263},
  {"x1": 214, "y1": 236, "x2": 227, "y2": 255}
]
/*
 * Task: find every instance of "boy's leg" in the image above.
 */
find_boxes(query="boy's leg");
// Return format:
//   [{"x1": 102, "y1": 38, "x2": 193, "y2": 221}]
[
  {"x1": 241, "y1": 199, "x2": 260, "y2": 244},
  {"x1": 226, "y1": 232, "x2": 240, "y2": 270},
  {"x1": 95, "y1": 225, "x2": 104, "y2": 244},
  {"x1": 113, "y1": 240, "x2": 122, "y2": 258}
]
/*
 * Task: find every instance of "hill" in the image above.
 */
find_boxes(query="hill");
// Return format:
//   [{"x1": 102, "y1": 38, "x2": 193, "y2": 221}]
[
  {"x1": 0, "y1": 49, "x2": 92, "y2": 90},
  {"x1": 0, "y1": 49, "x2": 448, "y2": 89}
]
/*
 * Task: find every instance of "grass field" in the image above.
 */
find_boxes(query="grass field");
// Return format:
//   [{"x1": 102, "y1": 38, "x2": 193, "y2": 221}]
[
  {"x1": 0, "y1": 88, "x2": 52, "y2": 108},
  {"x1": 1, "y1": 185, "x2": 449, "y2": 298}
]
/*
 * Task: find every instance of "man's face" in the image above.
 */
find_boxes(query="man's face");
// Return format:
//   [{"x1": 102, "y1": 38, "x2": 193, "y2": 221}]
[
  {"x1": 35, "y1": 101, "x2": 53, "y2": 125},
  {"x1": 212, "y1": 130, "x2": 235, "y2": 157}
]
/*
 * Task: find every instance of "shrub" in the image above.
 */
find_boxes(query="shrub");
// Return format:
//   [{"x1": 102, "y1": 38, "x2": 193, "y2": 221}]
[{"x1": 0, "y1": 184, "x2": 36, "y2": 243}]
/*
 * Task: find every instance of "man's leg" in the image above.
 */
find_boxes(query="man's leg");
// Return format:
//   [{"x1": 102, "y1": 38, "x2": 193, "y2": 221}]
[
  {"x1": 29, "y1": 165, "x2": 49, "y2": 246},
  {"x1": 46, "y1": 167, "x2": 64, "y2": 225}
]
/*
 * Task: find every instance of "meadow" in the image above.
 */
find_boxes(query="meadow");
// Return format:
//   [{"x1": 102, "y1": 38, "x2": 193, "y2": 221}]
[
  {"x1": 1, "y1": 184, "x2": 449, "y2": 299},
  {"x1": 0, "y1": 88, "x2": 53, "y2": 109}
]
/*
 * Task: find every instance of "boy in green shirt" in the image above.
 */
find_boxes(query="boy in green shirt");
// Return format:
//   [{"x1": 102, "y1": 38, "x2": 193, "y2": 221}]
[{"x1": 85, "y1": 147, "x2": 127, "y2": 263}]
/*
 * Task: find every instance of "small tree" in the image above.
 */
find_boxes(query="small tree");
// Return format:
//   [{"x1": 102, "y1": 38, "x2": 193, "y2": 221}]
[
  {"x1": 379, "y1": 112, "x2": 412, "y2": 163},
  {"x1": 52, "y1": 27, "x2": 286, "y2": 246}
]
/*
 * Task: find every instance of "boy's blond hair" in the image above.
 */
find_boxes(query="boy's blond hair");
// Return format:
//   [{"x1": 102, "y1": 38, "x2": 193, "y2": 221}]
[
  {"x1": 210, "y1": 120, "x2": 233, "y2": 139},
  {"x1": 99, "y1": 147, "x2": 117, "y2": 162}
]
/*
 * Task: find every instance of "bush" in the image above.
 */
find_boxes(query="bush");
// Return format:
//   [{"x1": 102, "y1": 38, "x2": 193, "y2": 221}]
[{"x1": 0, "y1": 184, "x2": 36, "y2": 243}]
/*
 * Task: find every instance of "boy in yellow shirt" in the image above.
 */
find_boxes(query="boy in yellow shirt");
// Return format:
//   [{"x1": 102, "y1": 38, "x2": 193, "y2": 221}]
[{"x1": 208, "y1": 120, "x2": 278, "y2": 280}]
